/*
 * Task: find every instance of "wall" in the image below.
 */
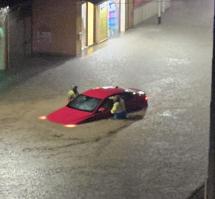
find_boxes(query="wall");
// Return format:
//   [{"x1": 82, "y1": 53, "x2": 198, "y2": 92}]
[
  {"x1": 32, "y1": 0, "x2": 78, "y2": 56},
  {"x1": 117, "y1": 0, "x2": 134, "y2": 33},
  {"x1": 128, "y1": 0, "x2": 134, "y2": 28},
  {"x1": 7, "y1": 5, "x2": 32, "y2": 69},
  {"x1": 120, "y1": 0, "x2": 126, "y2": 32},
  {"x1": 133, "y1": 0, "x2": 171, "y2": 26}
]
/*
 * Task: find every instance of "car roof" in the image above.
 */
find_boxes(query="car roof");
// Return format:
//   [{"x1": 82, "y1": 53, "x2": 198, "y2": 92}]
[{"x1": 83, "y1": 86, "x2": 124, "y2": 99}]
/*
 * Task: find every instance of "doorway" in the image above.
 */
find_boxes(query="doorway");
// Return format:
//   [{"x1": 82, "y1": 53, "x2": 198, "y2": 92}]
[
  {"x1": 81, "y1": 2, "x2": 94, "y2": 50},
  {"x1": 81, "y1": 2, "x2": 87, "y2": 50}
]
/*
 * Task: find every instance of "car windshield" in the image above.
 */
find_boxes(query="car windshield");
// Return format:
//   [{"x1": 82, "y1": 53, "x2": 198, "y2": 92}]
[{"x1": 67, "y1": 94, "x2": 101, "y2": 112}]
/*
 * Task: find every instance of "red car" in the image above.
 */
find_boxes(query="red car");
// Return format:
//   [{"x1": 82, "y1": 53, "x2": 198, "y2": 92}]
[{"x1": 45, "y1": 86, "x2": 148, "y2": 126}]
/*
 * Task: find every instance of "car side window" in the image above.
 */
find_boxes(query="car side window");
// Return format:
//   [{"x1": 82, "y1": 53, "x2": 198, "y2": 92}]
[{"x1": 101, "y1": 98, "x2": 114, "y2": 109}]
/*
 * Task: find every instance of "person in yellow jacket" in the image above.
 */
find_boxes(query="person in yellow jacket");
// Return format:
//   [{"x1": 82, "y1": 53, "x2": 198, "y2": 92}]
[
  {"x1": 111, "y1": 95, "x2": 127, "y2": 119},
  {"x1": 67, "y1": 86, "x2": 79, "y2": 101}
]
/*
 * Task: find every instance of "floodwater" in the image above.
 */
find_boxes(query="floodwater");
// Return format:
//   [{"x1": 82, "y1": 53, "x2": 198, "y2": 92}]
[{"x1": 0, "y1": 0, "x2": 213, "y2": 198}]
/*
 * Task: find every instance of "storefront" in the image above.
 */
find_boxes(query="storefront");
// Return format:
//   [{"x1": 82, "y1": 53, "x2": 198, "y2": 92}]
[
  {"x1": 95, "y1": 1, "x2": 109, "y2": 43},
  {"x1": 108, "y1": 0, "x2": 120, "y2": 37},
  {"x1": 95, "y1": 0, "x2": 124, "y2": 43},
  {"x1": 81, "y1": 0, "x2": 131, "y2": 48}
]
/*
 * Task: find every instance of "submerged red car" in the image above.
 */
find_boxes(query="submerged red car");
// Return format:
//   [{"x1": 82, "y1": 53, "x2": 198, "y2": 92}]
[{"x1": 45, "y1": 86, "x2": 148, "y2": 126}]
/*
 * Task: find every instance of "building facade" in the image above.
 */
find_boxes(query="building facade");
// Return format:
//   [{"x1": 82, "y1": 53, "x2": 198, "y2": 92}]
[
  {"x1": 32, "y1": 0, "x2": 134, "y2": 56},
  {"x1": 0, "y1": 0, "x2": 171, "y2": 70},
  {"x1": 8, "y1": 2, "x2": 32, "y2": 68},
  {"x1": 32, "y1": 0, "x2": 80, "y2": 56},
  {"x1": 0, "y1": 2, "x2": 32, "y2": 70},
  {"x1": 80, "y1": 0, "x2": 133, "y2": 50}
]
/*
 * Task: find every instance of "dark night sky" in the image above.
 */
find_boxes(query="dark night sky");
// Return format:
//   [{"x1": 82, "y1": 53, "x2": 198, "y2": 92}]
[
  {"x1": 0, "y1": 0, "x2": 31, "y2": 7},
  {"x1": 0, "y1": 0, "x2": 106, "y2": 8}
]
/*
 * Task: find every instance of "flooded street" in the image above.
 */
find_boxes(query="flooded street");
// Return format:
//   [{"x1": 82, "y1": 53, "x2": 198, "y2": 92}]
[{"x1": 0, "y1": 0, "x2": 213, "y2": 198}]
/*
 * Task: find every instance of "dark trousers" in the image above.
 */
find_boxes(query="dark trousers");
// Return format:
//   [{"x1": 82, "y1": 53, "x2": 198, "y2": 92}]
[{"x1": 113, "y1": 111, "x2": 127, "y2": 119}]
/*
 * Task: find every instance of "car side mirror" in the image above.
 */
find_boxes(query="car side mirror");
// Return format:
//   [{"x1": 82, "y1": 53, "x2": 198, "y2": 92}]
[{"x1": 98, "y1": 107, "x2": 106, "y2": 112}]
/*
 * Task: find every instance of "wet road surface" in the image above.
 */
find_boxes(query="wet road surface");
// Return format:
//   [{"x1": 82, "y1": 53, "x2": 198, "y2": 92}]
[{"x1": 0, "y1": 0, "x2": 213, "y2": 198}]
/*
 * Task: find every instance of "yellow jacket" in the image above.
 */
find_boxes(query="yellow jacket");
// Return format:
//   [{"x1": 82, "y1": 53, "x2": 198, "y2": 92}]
[
  {"x1": 111, "y1": 99, "x2": 126, "y2": 114},
  {"x1": 68, "y1": 90, "x2": 78, "y2": 99}
]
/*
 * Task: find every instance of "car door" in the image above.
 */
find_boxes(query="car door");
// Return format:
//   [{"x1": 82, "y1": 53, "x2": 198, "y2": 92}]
[
  {"x1": 94, "y1": 98, "x2": 113, "y2": 120},
  {"x1": 120, "y1": 91, "x2": 138, "y2": 112}
]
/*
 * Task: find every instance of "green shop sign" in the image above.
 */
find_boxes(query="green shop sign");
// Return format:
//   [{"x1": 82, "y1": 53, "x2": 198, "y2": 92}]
[
  {"x1": 0, "y1": 25, "x2": 5, "y2": 70},
  {"x1": 0, "y1": 7, "x2": 8, "y2": 70}
]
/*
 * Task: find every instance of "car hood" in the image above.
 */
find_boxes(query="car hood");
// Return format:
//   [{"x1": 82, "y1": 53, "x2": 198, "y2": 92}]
[{"x1": 47, "y1": 106, "x2": 93, "y2": 125}]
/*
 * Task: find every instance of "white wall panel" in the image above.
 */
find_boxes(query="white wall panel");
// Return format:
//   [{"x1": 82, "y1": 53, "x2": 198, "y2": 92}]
[{"x1": 133, "y1": 0, "x2": 171, "y2": 26}]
